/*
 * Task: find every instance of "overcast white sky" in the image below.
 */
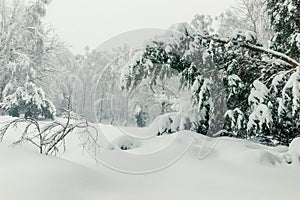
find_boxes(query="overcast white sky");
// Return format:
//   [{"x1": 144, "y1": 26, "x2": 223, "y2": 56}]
[{"x1": 45, "y1": 0, "x2": 236, "y2": 54}]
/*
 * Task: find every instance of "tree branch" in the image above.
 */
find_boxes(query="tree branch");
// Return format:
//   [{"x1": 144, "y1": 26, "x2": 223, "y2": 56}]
[{"x1": 206, "y1": 36, "x2": 300, "y2": 68}]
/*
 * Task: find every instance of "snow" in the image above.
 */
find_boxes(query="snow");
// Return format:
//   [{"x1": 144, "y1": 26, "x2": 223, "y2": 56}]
[
  {"x1": 248, "y1": 80, "x2": 269, "y2": 107},
  {"x1": 247, "y1": 104, "x2": 273, "y2": 132},
  {"x1": 232, "y1": 29, "x2": 258, "y2": 44},
  {"x1": 198, "y1": 78, "x2": 212, "y2": 111},
  {"x1": 224, "y1": 108, "x2": 245, "y2": 133},
  {"x1": 245, "y1": 30, "x2": 258, "y2": 43},
  {"x1": 277, "y1": 97, "x2": 284, "y2": 114},
  {"x1": 1, "y1": 81, "x2": 56, "y2": 117},
  {"x1": 227, "y1": 74, "x2": 242, "y2": 86},
  {"x1": 287, "y1": 1, "x2": 296, "y2": 12},
  {"x1": 225, "y1": 110, "x2": 234, "y2": 125},
  {"x1": 191, "y1": 76, "x2": 201, "y2": 94},
  {"x1": 120, "y1": 50, "x2": 144, "y2": 89},
  {"x1": 271, "y1": 71, "x2": 287, "y2": 93},
  {"x1": 288, "y1": 138, "x2": 300, "y2": 163},
  {"x1": 0, "y1": 116, "x2": 300, "y2": 200},
  {"x1": 110, "y1": 135, "x2": 141, "y2": 150},
  {"x1": 247, "y1": 43, "x2": 300, "y2": 67},
  {"x1": 227, "y1": 74, "x2": 244, "y2": 97},
  {"x1": 168, "y1": 22, "x2": 196, "y2": 37},
  {"x1": 295, "y1": 33, "x2": 300, "y2": 48},
  {"x1": 148, "y1": 112, "x2": 179, "y2": 135},
  {"x1": 282, "y1": 67, "x2": 300, "y2": 115}
]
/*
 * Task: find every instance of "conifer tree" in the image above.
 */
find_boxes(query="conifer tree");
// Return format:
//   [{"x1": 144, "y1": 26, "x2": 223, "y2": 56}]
[{"x1": 267, "y1": 0, "x2": 300, "y2": 60}]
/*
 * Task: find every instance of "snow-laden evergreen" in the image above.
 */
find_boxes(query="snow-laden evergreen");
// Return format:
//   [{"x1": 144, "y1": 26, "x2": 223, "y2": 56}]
[
  {"x1": 0, "y1": 1, "x2": 299, "y2": 199},
  {"x1": 224, "y1": 108, "x2": 246, "y2": 137},
  {"x1": 267, "y1": 0, "x2": 300, "y2": 61},
  {"x1": 1, "y1": 81, "x2": 56, "y2": 119},
  {"x1": 120, "y1": 19, "x2": 300, "y2": 145}
]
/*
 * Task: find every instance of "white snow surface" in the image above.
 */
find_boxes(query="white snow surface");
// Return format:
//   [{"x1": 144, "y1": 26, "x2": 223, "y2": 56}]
[{"x1": 0, "y1": 116, "x2": 300, "y2": 200}]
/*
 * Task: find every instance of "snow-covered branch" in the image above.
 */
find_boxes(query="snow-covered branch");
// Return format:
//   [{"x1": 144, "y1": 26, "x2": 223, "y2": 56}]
[
  {"x1": 0, "y1": 109, "x2": 99, "y2": 155},
  {"x1": 205, "y1": 35, "x2": 300, "y2": 67},
  {"x1": 244, "y1": 43, "x2": 300, "y2": 68}
]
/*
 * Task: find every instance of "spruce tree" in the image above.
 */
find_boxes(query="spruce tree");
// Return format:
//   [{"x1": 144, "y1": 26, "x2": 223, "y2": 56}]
[
  {"x1": 1, "y1": 81, "x2": 56, "y2": 119},
  {"x1": 267, "y1": 0, "x2": 300, "y2": 60}
]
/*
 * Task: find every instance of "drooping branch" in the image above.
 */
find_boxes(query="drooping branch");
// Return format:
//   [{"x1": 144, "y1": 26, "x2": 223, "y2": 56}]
[
  {"x1": 207, "y1": 36, "x2": 300, "y2": 68},
  {"x1": 244, "y1": 43, "x2": 300, "y2": 67}
]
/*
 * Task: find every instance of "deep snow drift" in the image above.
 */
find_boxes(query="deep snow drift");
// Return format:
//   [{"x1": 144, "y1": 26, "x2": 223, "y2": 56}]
[{"x1": 0, "y1": 117, "x2": 300, "y2": 200}]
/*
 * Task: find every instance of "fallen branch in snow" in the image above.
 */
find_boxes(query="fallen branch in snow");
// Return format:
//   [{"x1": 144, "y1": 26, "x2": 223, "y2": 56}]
[{"x1": 0, "y1": 109, "x2": 99, "y2": 155}]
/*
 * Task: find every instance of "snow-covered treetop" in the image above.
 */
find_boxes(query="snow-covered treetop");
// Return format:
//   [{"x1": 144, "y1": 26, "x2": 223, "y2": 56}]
[
  {"x1": 168, "y1": 22, "x2": 197, "y2": 38},
  {"x1": 232, "y1": 29, "x2": 259, "y2": 45}
]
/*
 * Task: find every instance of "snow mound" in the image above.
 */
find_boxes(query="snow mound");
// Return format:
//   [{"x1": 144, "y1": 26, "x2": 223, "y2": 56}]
[
  {"x1": 237, "y1": 149, "x2": 283, "y2": 166},
  {"x1": 288, "y1": 137, "x2": 300, "y2": 164},
  {"x1": 273, "y1": 145, "x2": 289, "y2": 153},
  {"x1": 148, "y1": 112, "x2": 179, "y2": 135},
  {"x1": 111, "y1": 135, "x2": 141, "y2": 150},
  {"x1": 0, "y1": 141, "x2": 103, "y2": 200},
  {"x1": 1, "y1": 117, "x2": 300, "y2": 200}
]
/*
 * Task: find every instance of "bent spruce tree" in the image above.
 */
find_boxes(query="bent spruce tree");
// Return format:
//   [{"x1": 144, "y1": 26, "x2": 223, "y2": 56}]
[{"x1": 120, "y1": 6, "x2": 300, "y2": 145}]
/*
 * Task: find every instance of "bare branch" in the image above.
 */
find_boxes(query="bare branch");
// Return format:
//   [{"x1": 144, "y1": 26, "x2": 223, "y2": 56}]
[{"x1": 0, "y1": 109, "x2": 99, "y2": 156}]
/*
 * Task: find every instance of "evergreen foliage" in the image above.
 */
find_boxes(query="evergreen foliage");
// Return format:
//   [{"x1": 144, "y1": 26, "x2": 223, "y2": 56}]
[
  {"x1": 1, "y1": 81, "x2": 56, "y2": 119},
  {"x1": 121, "y1": 16, "x2": 300, "y2": 145}
]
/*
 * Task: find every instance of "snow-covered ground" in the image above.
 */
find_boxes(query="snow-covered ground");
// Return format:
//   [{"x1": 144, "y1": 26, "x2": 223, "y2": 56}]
[{"x1": 0, "y1": 117, "x2": 300, "y2": 200}]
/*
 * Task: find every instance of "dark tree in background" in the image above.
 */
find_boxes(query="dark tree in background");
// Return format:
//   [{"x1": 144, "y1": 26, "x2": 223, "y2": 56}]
[{"x1": 267, "y1": 0, "x2": 300, "y2": 61}]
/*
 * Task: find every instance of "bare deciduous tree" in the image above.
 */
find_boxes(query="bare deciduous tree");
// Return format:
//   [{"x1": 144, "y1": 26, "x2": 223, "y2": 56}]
[
  {"x1": 0, "y1": 108, "x2": 99, "y2": 155},
  {"x1": 217, "y1": 0, "x2": 274, "y2": 47}
]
